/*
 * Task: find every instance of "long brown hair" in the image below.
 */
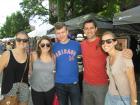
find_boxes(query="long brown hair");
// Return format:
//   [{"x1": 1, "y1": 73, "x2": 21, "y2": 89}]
[{"x1": 36, "y1": 36, "x2": 53, "y2": 58}]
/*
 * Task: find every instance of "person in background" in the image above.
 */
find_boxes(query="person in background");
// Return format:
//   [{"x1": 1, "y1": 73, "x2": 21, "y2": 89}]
[
  {"x1": 0, "y1": 31, "x2": 30, "y2": 105},
  {"x1": 29, "y1": 36, "x2": 55, "y2": 105},
  {"x1": 6, "y1": 41, "x2": 12, "y2": 50},
  {"x1": 0, "y1": 40, "x2": 5, "y2": 55},
  {"x1": 81, "y1": 19, "x2": 133, "y2": 105},
  {"x1": 101, "y1": 31, "x2": 137, "y2": 105},
  {"x1": 53, "y1": 22, "x2": 81, "y2": 105}
]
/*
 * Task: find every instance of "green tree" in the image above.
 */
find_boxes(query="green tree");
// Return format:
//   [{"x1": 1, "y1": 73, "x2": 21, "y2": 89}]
[
  {"x1": 0, "y1": 11, "x2": 30, "y2": 38},
  {"x1": 98, "y1": 0, "x2": 133, "y2": 19},
  {"x1": 20, "y1": 0, "x2": 49, "y2": 22},
  {"x1": 49, "y1": 0, "x2": 133, "y2": 21},
  {"x1": 20, "y1": 0, "x2": 134, "y2": 24}
]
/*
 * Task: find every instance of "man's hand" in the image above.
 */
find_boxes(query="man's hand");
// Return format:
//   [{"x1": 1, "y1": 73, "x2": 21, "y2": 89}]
[{"x1": 122, "y1": 49, "x2": 133, "y2": 59}]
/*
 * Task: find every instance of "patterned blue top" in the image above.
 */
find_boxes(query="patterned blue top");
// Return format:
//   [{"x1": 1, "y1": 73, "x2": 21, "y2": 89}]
[{"x1": 53, "y1": 40, "x2": 81, "y2": 84}]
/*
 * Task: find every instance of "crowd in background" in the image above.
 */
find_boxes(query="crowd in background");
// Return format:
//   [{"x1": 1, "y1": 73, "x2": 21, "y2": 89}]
[
  {"x1": 0, "y1": 19, "x2": 138, "y2": 105},
  {"x1": 0, "y1": 40, "x2": 14, "y2": 54}
]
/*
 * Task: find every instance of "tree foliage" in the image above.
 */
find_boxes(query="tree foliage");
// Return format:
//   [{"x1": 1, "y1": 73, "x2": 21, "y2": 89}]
[
  {"x1": 0, "y1": 11, "x2": 30, "y2": 38},
  {"x1": 20, "y1": 0, "x2": 134, "y2": 24},
  {"x1": 20, "y1": 0, "x2": 49, "y2": 22}
]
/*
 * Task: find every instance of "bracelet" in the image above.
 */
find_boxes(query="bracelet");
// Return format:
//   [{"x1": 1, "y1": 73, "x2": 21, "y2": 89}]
[{"x1": 133, "y1": 99, "x2": 137, "y2": 103}]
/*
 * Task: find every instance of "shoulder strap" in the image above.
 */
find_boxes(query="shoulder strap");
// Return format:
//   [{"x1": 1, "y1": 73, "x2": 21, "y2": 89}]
[
  {"x1": 108, "y1": 60, "x2": 127, "y2": 105},
  {"x1": 20, "y1": 54, "x2": 29, "y2": 82}
]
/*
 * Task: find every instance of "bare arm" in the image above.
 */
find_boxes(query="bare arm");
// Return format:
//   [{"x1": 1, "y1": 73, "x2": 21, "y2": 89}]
[
  {"x1": 28, "y1": 52, "x2": 37, "y2": 75},
  {"x1": 126, "y1": 67, "x2": 137, "y2": 105},
  {"x1": 28, "y1": 53, "x2": 33, "y2": 75},
  {"x1": 122, "y1": 49, "x2": 133, "y2": 59},
  {"x1": 0, "y1": 51, "x2": 10, "y2": 73}
]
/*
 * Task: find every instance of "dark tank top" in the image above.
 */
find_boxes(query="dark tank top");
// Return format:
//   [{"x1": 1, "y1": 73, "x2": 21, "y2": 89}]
[{"x1": 1, "y1": 50, "x2": 29, "y2": 95}]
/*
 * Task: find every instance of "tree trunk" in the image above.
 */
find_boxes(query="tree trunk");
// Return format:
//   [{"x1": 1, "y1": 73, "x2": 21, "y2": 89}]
[{"x1": 57, "y1": 0, "x2": 65, "y2": 21}]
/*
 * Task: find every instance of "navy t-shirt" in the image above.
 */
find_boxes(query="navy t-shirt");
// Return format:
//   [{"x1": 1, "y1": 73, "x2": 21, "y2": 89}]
[{"x1": 53, "y1": 40, "x2": 81, "y2": 84}]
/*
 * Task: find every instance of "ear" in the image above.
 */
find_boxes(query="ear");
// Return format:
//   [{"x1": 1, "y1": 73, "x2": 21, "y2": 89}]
[
  {"x1": 114, "y1": 40, "x2": 118, "y2": 46},
  {"x1": 66, "y1": 30, "x2": 69, "y2": 35},
  {"x1": 95, "y1": 27, "x2": 98, "y2": 32},
  {"x1": 83, "y1": 29, "x2": 85, "y2": 32}
]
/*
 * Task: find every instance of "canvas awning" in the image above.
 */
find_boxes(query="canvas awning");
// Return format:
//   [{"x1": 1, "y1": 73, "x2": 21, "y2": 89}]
[
  {"x1": 65, "y1": 13, "x2": 113, "y2": 30},
  {"x1": 28, "y1": 23, "x2": 54, "y2": 37},
  {"x1": 113, "y1": 6, "x2": 140, "y2": 25}
]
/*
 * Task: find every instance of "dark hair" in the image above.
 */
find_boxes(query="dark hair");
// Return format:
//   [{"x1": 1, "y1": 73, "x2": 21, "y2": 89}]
[
  {"x1": 7, "y1": 42, "x2": 11, "y2": 45},
  {"x1": 36, "y1": 36, "x2": 53, "y2": 58},
  {"x1": 102, "y1": 31, "x2": 122, "y2": 51},
  {"x1": 54, "y1": 22, "x2": 68, "y2": 30},
  {"x1": 83, "y1": 19, "x2": 97, "y2": 29},
  {"x1": 15, "y1": 31, "x2": 30, "y2": 50},
  {"x1": 15, "y1": 31, "x2": 29, "y2": 38}
]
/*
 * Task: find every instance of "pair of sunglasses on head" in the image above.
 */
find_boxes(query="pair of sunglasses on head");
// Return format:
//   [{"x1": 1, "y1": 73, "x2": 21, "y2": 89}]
[
  {"x1": 100, "y1": 39, "x2": 116, "y2": 45},
  {"x1": 16, "y1": 38, "x2": 29, "y2": 43},
  {"x1": 40, "y1": 43, "x2": 51, "y2": 48}
]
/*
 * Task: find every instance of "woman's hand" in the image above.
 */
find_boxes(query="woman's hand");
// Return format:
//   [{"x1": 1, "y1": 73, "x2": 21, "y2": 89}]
[{"x1": 122, "y1": 49, "x2": 133, "y2": 59}]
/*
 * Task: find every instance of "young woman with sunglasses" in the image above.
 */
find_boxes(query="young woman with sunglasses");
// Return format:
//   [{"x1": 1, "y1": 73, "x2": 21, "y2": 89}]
[
  {"x1": 29, "y1": 36, "x2": 55, "y2": 105},
  {"x1": 0, "y1": 31, "x2": 30, "y2": 105},
  {"x1": 101, "y1": 31, "x2": 137, "y2": 105}
]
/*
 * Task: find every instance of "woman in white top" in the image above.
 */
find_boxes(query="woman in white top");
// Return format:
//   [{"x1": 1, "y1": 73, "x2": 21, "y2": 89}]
[{"x1": 101, "y1": 31, "x2": 137, "y2": 105}]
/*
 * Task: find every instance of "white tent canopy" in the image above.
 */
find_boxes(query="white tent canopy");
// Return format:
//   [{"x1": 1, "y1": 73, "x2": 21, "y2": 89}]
[
  {"x1": 113, "y1": 6, "x2": 140, "y2": 25},
  {"x1": 1, "y1": 37, "x2": 14, "y2": 42},
  {"x1": 28, "y1": 23, "x2": 54, "y2": 37}
]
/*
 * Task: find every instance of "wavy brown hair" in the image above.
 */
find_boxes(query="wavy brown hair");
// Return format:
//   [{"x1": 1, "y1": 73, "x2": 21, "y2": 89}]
[{"x1": 36, "y1": 36, "x2": 53, "y2": 58}]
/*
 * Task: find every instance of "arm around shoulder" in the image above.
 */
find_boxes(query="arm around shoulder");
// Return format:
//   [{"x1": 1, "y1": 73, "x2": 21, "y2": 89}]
[
  {"x1": 122, "y1": 48, "x2": 133, "y2": 59},
  {"x1": 28, "y1": 51, "x2": 37, "y2": 75}
]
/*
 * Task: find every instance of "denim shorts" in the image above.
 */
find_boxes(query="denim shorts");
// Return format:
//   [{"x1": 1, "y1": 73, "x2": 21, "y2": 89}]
[
  {"x1": 4, "y1": 82, "x2": 29, "y2": 102},
  {"x1": 105, "y1": 92, "x2": 130, "y2": 105}
]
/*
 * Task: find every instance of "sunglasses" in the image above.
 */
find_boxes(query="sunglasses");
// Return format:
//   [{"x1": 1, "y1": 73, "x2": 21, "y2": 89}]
[
  {"x1": 100, "y1": 39, "x2": 116, "y2": 45},
  {"x1": 40, "y1": 43, "x2": 51, "y2": 48},
  {"x1": 16, "y1": 38, "x2": 29, "y2": 43}
]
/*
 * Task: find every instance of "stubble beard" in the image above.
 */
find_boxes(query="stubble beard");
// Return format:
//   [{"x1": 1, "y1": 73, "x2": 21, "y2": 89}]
[{"x1": 87, "y1": 34, "x2": 96, "y2": 41}]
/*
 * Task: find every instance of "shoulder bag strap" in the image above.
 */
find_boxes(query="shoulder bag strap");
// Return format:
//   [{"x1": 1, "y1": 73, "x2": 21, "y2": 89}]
[
  {"x1": 20, "y1": 54, "x2": 29, "y2": 83},
  {"x1": 108, "y1": 62, "x2": 127, "y2": 105}
]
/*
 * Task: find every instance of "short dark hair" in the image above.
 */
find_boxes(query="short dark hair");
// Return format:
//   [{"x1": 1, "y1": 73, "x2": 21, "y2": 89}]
[
  {"x1": 83, "y1": 19, "x2": 97, "y2": 28},
  {"x1": 54, "y1": 22, "x2": 68, "y2": 30},
  {"x1": 7, "y1": 42, "x2": 11, "y2": 45}
]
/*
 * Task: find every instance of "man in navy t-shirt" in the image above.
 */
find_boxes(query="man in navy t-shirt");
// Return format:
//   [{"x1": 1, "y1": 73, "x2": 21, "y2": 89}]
[{"x1": 53, "y1": 22, "x2": 81, "y2": 105}]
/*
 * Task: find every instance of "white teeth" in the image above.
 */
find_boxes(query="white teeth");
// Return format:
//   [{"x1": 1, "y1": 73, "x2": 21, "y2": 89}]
[{"x1": 104, "y1": 46, "x2": 109, "y2": 49}]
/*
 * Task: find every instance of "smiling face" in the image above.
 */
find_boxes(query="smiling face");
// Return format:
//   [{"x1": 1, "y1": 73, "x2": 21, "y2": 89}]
[
  {"x1": 55, "y1": 26, "x2": 68, "y2": 42},
  {"x1": 83, "y1": 22, "x2": 97, "y2": 40},
  {"x1": 39, "y1": 39, "x2": 51, "y2": 53},
  {"x1": 37, "y1": 36, "x2": 52, "y2": 57},
  {"x1": 101, "y1": 32, "x2": 117, "y2": 53},
  {"x1": 15, "y1": 33, "x2": 29, "y2": 49}
]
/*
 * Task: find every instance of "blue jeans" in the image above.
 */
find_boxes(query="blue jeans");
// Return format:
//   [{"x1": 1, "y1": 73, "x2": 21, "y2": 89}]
[
  {"x1": 105, "y1": 92, "x2": 130, "y2": 105},
  {"x1": 55, "y1": 83, "x2": 81, "y2": 105}
]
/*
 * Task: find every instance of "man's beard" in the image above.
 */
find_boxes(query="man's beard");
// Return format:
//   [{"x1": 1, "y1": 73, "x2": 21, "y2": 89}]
[{"x1": 87, "y1": 34, "x2": 96, "y2": 39}]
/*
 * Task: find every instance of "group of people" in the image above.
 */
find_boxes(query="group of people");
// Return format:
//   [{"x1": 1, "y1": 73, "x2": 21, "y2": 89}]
[
  {"x1": 0, "y1": 19, "x2": 137, "y2": 105},
  {"x1": 0, "y1": 40, "x2": 14, "y2": 54}
]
